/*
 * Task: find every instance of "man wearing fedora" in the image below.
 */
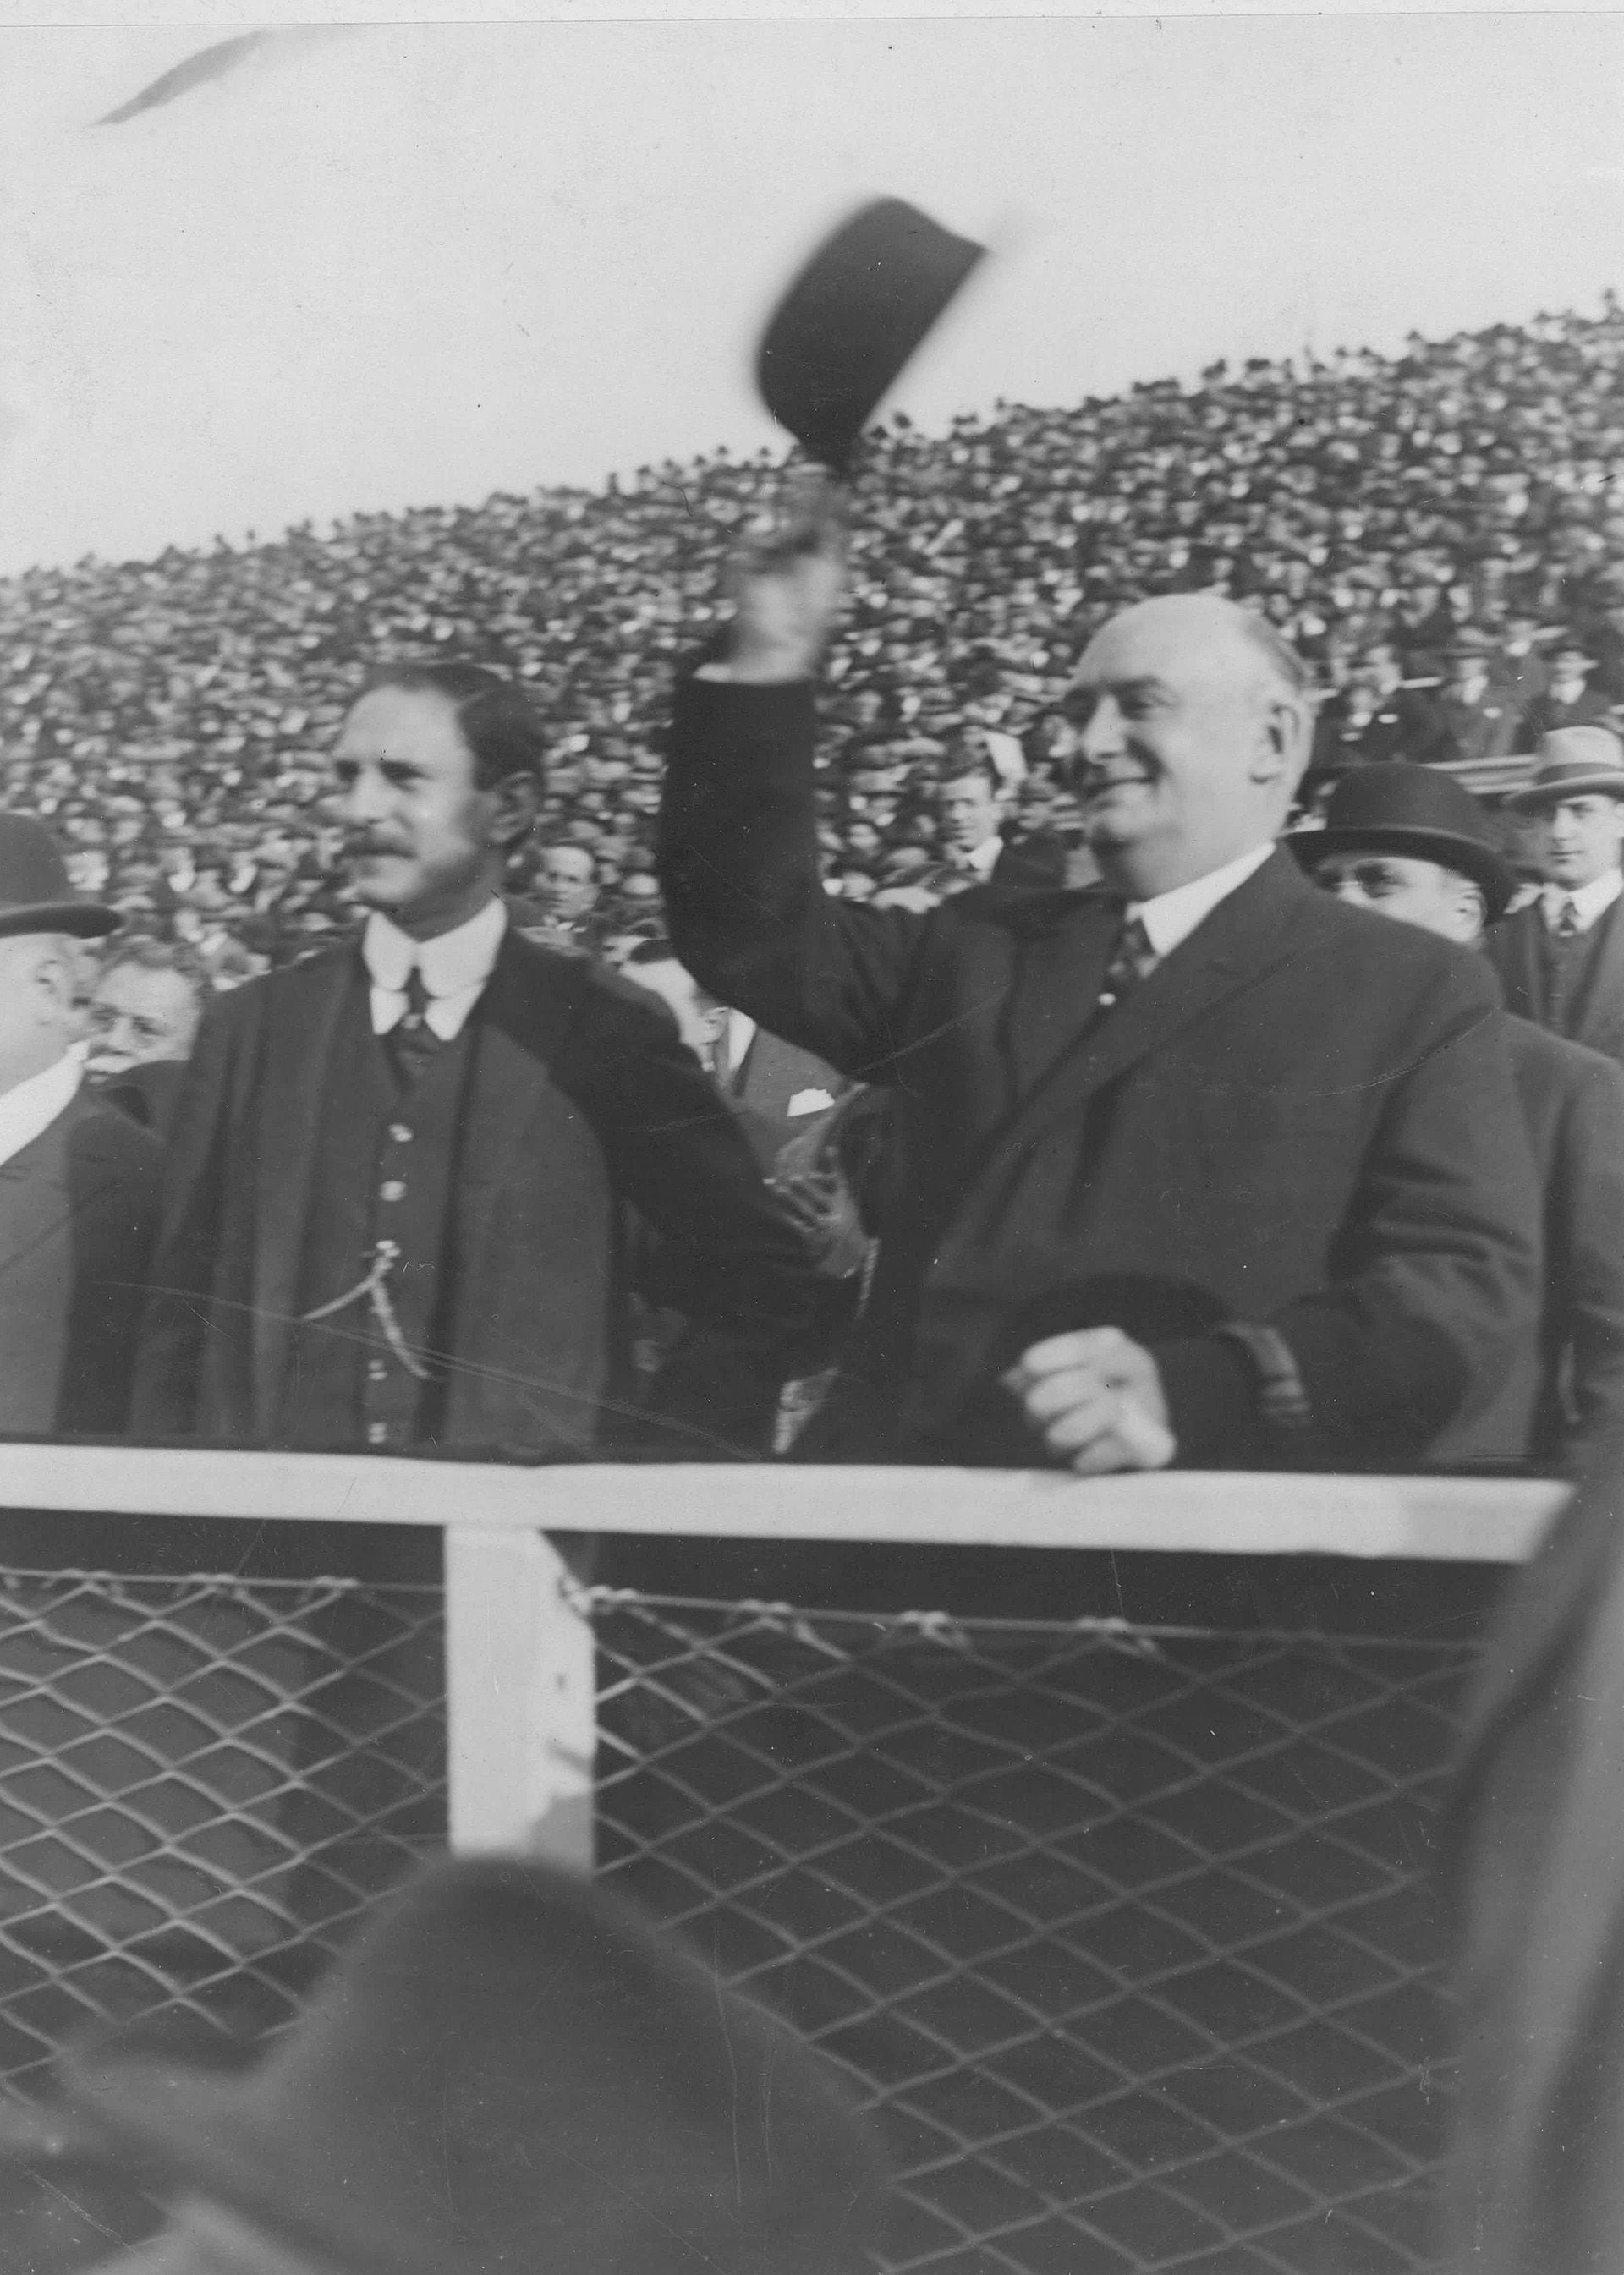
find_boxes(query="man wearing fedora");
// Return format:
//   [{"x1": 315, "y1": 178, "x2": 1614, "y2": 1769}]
[
  {"x1": 1487, "y1": 725, "x2": 1624, "y2": 1069},
  {"x1": 1295, "y1": 765, "x2": 1624, "y2": 1468},
  {"x1": 133, "y1": 660, "x2": 825, "y2": 1460},
  {"x1": 0, "y1": 816, "x2": 160, "y2": 1437},
  {"x1": 3, "y1": 1856, "x2": 889, "y2": 2275},
  {"x1": 661, "y1": 488, "x2": 1540, "y2": 1474}
]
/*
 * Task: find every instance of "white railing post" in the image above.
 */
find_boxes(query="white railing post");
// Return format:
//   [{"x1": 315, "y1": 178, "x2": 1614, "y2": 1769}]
[{"x1": 442, "y1": 1527, "x2": 595, "y2": 1867}]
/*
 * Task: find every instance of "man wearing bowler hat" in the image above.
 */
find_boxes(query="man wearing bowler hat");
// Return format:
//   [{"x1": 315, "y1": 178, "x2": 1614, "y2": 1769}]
[
  {"x1": 1487, "y1": 725, "x2": 1624, "y2": 1068},
  {"x1": 1294, "y1": 765, "x2": 1624, "y2": 1468},
  {"x1": 0, "y1": 815, "x2": 159, "y2": 1437},
  {"x1": 661, "y1": 484, "x2": 1539, "y2": 1475},
  {"x1": 2, "y1": 1856, "x2": 889, "y2": 2275}
]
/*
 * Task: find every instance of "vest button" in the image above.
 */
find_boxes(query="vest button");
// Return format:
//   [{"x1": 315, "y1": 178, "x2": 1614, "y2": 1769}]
[
  {"x1": 367, "y1": 1360, "x2": 387, "y2": 1384},
  {"x1": 389, "y1": 1124, "x2": 413, "y2": 1144},
  {"x1": 380, "y1": 1180, "x2": 407, "y2": 1203},
  {"x1": 367, "y1": 1421, "x2": 388, "y2": 1447}
]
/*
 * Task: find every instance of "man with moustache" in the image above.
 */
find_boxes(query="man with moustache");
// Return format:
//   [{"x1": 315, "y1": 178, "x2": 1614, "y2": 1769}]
[
  {"x1": 134, "y1": 661, "x2": 823, "y2": 1459},
  {"x1": 660, "y1": 485, "x2": 1539, "y2": 1473}
]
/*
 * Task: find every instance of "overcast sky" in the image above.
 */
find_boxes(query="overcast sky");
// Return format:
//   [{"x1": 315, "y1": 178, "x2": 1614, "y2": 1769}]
[{"x1": 1, "y1": 14, "x2": 1621, "y2": 576}]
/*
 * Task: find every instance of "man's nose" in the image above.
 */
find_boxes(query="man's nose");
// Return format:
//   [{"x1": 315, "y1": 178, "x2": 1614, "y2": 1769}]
[
  {"x1": 1328, "y1": 877, "x2": 1370, "y2": 906},
  {"x1": 336, "y1": 766, "x2": 385, "y2": 822},
  {"x1": 1077, "y1": 698, "x2": 1123, "y2": 764}
]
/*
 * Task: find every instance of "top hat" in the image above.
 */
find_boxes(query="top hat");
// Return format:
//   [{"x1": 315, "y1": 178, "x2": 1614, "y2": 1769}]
[
  {"x1": 0, "y1": 814, "x2": 118, "y2": 939},
  {"x1": 1506, "y1": 725, "x2": 1624, "y2": 812},
  {"x1": 756, "y1": 199, "x2": 985, "y2": 472},
  {"x1": 1286, "y1": 763, "x2": 1516, "y2": 919},
  {"x1": 6, "y1": 1859, "x2": 887, "y2": 2275}
]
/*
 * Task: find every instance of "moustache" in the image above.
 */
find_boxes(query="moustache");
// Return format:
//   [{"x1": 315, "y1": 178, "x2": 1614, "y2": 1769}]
[{"x1": 345, "y1": 837, "x2": 409, "y2": 860}]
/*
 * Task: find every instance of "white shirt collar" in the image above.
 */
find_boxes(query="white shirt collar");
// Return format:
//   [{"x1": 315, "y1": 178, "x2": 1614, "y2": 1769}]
[
  {"x1": 1128, "y1": 843, "x2": 1276, "y2": 959},
  {"x1": 362, "y1": 897, "x2": 508, "y2": 1039},
  {"x1": 0, "y1": 1052, "x2": 80, "y2": 1172},
  {"x1": 1542, "y1": 869, "x2": 1623, "y2": 933}
]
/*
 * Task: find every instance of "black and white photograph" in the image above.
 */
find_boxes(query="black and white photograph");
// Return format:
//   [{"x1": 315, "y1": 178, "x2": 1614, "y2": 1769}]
[{"x1": 0, "y1": 8, "x2": 1618, "y2": 2268}]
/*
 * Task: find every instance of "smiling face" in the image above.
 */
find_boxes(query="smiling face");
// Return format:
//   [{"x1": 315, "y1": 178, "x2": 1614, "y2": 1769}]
[
  {"x1": 1539, "y1": 793, "x2": 1624, "y2": 890},
  {"x1": 331, "y1": 687, "x2": 518, "y2": 937},
  {"x1": 1065, "y1": 597, "x2": 1308, "y2": 896}
]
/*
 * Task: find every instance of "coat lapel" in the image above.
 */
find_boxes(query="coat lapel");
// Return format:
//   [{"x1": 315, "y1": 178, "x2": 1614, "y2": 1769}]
[
  {"x1": 966, "y1": 852, "x2": 1313, "y2": 1199},
  {"x1": 445, "y1": 935, "x2": 588, "y2": 1373},
  {"x1": 1572, "y1": 891, "x2": 1624, "y2": 1053},
  {"x1": 250, "y1": 954, "x2": 355, "y2": 1434}
]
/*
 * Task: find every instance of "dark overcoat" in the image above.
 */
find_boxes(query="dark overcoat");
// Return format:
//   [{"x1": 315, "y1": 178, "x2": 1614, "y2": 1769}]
[
  {"x1": 0, "y1": 1088, "x2": 161, "y2": 1438},
  {"x1": 131, "y1": 931, "x2": 823, "y2": 1459},
  {"x1": 1445, "y1": 1438, "x2": 1624, "y2": 2270},
  {"x1": 660, "y1": 676, "x2": 1543, "y2": 1468}
]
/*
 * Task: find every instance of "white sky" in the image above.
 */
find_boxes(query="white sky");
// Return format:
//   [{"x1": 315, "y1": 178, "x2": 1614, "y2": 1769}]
[{"x1": 0, "y1": 14, "x2": 1621, "y2": 575}]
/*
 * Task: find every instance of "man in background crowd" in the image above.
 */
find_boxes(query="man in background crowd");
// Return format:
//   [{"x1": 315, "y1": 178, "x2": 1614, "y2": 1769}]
[
  {"x1": 519, "y1": 842, "x2": 601, "y2": 954},
  {"x1": 2, "y1": 1856, "x2": 886, "y2": 2275},
  {"x1": 927, "y1": 748, "x2": 1067, "y2": 892},
  {"x1": 86, "y1": 935, "x2": 211, "y2": 1141},
  {"x1": 1310, "y1": 643, "x2": 1451, "y2": 771},
  {"x1": 0, "y1": 819, "x2": 160, "y2": 1437},
  {"x1": 661, "y1": 484, "x2": 1539, "y2": 1474},
  {"x1": 1436, "y1": 630, "x2": 1521, "y2": 764},
  {"x1": 1525, "y1": 640, "x2": 1611, "y2": 737},
  {"x1": 1298, "y1": 765, "x2": 1624, "y2": 1469},
  {"x1": 134, "y1": 661, "x2": 825, "y2": 1461},
  {"x1": 1488, "y1": 726, "x2": 1624, "y2": 1067}
]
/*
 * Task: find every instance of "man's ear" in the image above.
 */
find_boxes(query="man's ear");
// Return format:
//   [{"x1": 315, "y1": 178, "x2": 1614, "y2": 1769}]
[
  {"x1": 488, "y1": 772, "x2": 540, "y2": 851},
  {"x1": 1252, "y1": 688, "x2": 1309, "y2": 788}
]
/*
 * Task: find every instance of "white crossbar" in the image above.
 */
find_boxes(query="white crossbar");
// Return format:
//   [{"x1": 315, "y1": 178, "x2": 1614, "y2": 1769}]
[{"x1": 0, "y1": 1445, "x2": 1569, "y2": 1562}]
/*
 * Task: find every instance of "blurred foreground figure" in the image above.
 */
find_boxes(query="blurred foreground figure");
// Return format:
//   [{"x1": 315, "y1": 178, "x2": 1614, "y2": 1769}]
[
  {"x1": 1446, "y1": 1441, "x2": 1624, "y2": 2269},
  {"x1": 0, "y1": 818, "x2": 159, "y2": 1434},
  {"x1": 1298, "y1": 765, "x2": 1624, "y2": 1469},
  {"x1": 5, "y1": 1856, "x2": 887, "y2": 2275},
  {"x1": 661, "y1": 483, "x2": 1540, "y2": 1472},
  {"x1": 134, "y1": 663, "x2": 823, "y2": 1458}
]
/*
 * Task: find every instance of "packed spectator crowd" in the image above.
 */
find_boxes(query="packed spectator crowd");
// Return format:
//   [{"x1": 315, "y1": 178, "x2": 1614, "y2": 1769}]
[{"x1": 6, "y1": 299, "x2": 1624, "y2": 970}]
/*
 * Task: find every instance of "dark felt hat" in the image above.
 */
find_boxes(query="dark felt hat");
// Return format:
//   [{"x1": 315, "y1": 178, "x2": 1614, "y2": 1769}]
[
  {"x1": 756, "y1": 198, "x2": 985, "y2": 471},
  {"x1": 1505, "y1": 725, "x2": 1624, "y2": 812},
  {"x1": 1286, "y1": 762, "x2": 1516, "y2": 919},
  {"x1": 4, "y1": 1858, "x2": 888, "y2": 2275},
  {"x1": 0, "y1": 814, "x2": 118, "y2": 938}
]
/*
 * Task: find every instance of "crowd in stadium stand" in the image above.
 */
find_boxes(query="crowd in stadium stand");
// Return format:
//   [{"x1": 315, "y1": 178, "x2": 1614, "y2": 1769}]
[{"x1": 4, "y1": 299, "x2": 1624, "y2": 974}]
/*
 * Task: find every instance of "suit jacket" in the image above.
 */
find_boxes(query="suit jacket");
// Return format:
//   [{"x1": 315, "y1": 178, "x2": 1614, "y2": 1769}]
[
  {"x1": 720, "y1": 1024, "x2": 853, "y2": 1173},
  {"x1": 1310, "y1": 688, "x2": 1454, "y2": 772},
  {"x1": 661, "y1": 675, "x2": 1542, "y2": 1468},
  {"x1": 1433, "y1": 1017, "x2": 1624, "y2": 1469},
  {"x1": 1444, "y1": 1432, "x2": 1624, "y2": 2270},
  {"x1": 131, "y1": 931, "x2": 826, "y2": 1461},
  {"x1": 96, "y1": 1057, "x2": 188, "y2": 1143},
  {"x1": 0, "y1": 1087, "x2": 161, "y2": 1437},
  {"x1": 1486, "y1": 892, "x2": 1624, "y2": 1066},
  {"x1": 1436, "y1": 685, "x2": 1522, "y2": 764}
]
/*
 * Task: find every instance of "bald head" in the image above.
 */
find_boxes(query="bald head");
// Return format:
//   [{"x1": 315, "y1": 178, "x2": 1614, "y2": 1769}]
[{"x1": 1065, "y1": 596, "x2": 1312, "y2": 897}]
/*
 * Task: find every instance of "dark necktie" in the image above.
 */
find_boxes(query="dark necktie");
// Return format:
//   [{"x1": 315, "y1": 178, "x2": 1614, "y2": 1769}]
[
  {"x1": 1555, "y1": 896, "x2": 1581, "y2": 943},
  {"x1": 1095, "y1": 911, "x2": 1156, "y2": 1017},
  {"x1": 387, "y1": 965, "x2": 442, "y2": 1089}
]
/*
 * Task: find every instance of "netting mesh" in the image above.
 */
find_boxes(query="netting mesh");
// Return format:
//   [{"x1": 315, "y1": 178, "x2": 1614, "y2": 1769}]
[
  {"x1": 595, "y1": 1592, "x2": 1478, "y2": 2275},
  {"x1": 0, "y1": 1569, "x2": 444, "y2": 2094},
  {"x1": 0, "y1": 1562, "x2": 1479, "y2": 2275}
]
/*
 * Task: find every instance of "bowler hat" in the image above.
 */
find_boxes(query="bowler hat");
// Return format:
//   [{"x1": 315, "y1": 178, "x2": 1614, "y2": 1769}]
[
  {"x1": 7, "y1": 1858, "x2": 887, "y2": 2275},
  {"x1": 757, "y1": 198, "x2": 985, "y2": 471},
  {"x1": 1506, "y1": 725, "x2": 1624, "y2": 812},
  {"x1": 0, "y1": 814, "x2": 118, "y2": 938},
  {"x1": 1287, "y1": 763, "x2": 1516, "y2": 919}
]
